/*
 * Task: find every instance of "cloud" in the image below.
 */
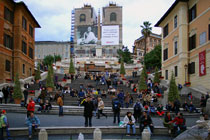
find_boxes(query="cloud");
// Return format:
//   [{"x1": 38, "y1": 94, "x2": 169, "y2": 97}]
[{"x1": 17, "y1": 0, "x2": 175, "y2": 50}]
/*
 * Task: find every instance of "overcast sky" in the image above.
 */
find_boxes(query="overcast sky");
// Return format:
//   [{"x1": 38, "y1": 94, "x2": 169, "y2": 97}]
[{"x1": 17, "y1": 0, "x2": 175, "y2": 51}]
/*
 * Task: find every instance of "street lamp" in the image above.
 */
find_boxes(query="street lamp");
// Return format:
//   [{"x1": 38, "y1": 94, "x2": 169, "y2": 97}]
[{"x1": 184, "y1": 64, "x2": 188, "y2": 83}]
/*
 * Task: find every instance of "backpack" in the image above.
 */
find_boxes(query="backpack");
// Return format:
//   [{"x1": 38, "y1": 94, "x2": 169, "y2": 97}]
[
  {"x1": 134, "y1": 103, "x2": 142, "y2": 112},
  {"x1": 113, "y1": 100, "x2": 120, "y2": 110}
]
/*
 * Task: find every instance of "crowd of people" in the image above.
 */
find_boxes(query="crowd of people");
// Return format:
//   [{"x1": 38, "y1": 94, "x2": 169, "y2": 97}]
[{"x1": 0, "y1": 71, "x2": 209, "y2": 139}]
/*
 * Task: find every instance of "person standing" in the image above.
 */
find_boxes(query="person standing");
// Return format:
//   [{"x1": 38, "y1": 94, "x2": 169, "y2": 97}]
[
  {"x1": 97, "y1": 98, "x2": 107, "y2": 119},
  {"x1": 26, "y1": 112, "x2": 40, "y2": 139},
  {"x1": 57, "y1": 95, "x2": 64, "y2": 116},
  {"x1": 0, "y1": 110, "x2": 11, "y2": 140},
  {"x1": 23, "y1": 89, "x2": 28, "y2": 106},
  {"x1": 27, "y1": 98, "x2": 35, "y2": 118},
  {"x1": 82, "y1": 96, "x2": 94, "y2": 127},
  {"x1": 133, "y1": 99, "x2": 143, "y2": 123},
  {"x1": 112, "y1": 96, "x2": 121, "y2": 124},
  {"x1": 2, "y1": 87, "x2": 9, "y2": 104},
  {"x1": 0, "y1": 90, "x2": 4, "y2": 104},
  {"x1": 125, "y1": 92, "x2": 130, "y2": 108},
  {"x1": 123, "y1": 112, "x2": 136, "y2": 136}
]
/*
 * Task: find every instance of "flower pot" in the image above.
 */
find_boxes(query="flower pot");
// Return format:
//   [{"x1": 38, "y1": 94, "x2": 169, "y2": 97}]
[
  {"x1": 47, "y1": 87, "x2": 53, "y2": 92},
  {"x1": 14, "y1": 99, "x2": 21, "y2": 104}
]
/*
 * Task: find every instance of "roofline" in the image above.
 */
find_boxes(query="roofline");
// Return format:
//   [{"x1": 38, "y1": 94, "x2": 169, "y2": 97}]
[
  {"x1": 155, "y1": 0, "x2": 188, "y2": 27},
  {"x1": 16, "y1": 2, "x2": 41, "y2": 28},
  {"x1": 134, "y1": 33, "x2": 161, "y2": 42}
]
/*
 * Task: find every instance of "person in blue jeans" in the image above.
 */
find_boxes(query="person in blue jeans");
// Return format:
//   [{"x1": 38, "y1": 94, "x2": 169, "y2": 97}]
[
  {"x1": 123, "y1": 112, "x2": 136, "y2": 136},
  {"x1": 189, "y1": 102, "x2": 199, "y2": 113},
  {"x1": 26, "y1": 112, "x2": 40, "y2": 139},
  {"x1": 0, "y1": 110, "x2": 11, "y2": 140}
]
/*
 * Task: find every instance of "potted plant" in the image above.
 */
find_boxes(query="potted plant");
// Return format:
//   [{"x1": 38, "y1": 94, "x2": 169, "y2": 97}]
[
  {"x1": 185, "y1": 82, "x2": 191, "y2": 87},
  {"x1": 13, "y1": 73, "x2": 23, "y2": 104},
  {"x1": 46, "y1": 65, "x2": 54, "y2": 92}
]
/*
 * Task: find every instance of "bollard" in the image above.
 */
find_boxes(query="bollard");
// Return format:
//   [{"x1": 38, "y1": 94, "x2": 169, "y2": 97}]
[
  {"x1": 142, "y1": 128, "x2": 151, "y2": 140},
  {"x1": 39, "y1": 129, "x2": 48, "y2": 140},
  {"x1": 93, "y1": 128, "x2": 102, "y2": 140}
]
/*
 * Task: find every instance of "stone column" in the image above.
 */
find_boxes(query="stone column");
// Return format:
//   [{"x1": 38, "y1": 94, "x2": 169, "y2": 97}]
[
  {"x1": 39, "y1": 129, "x2": 48, "y2": 140},
  {"x1": 93, "y1": 128, "x2": 102, "y2": 140},
  {"x1": 142, "y1": 128, "x2": 151, "y2": 140}
]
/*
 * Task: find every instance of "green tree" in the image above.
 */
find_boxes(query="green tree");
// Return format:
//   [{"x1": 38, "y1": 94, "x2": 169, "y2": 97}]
[
  {"x1": 13, "y1": 73, "x2": 23, "y2": 99},
  {"x1": 153, "y1": 67, "x2": 160, "y2": 84},
  {"x1": 120, "y1": 59, "x2": 125, "y2": 75},
  {"x1": 69, "y1": 58, "x2": 75, "y2": 74},
  {"x1": 142, "y1": 65, "x2": 148, "y2": 79},
  {"x1": 144, "y1": 45, "x2": 161, "y2": 70},
  {"x1": 140, "y1": 21, "x2": 152, "y2": 56},
  {"x1": 138, "y1": 72, "x2": 147, "y2": 91},
  {"x1": 43, "y1": 54, "x2": 62, "y2": 66},
  {"x1": 168, "y1": 72, "x2": 179, "y2": 102},
  {"x1": 46, "y1": 65, "x2": 54, "y2": 89},
  {"x1": 117, "y1": 47, "x2": 133, "y2": 64},
  {"x1": 54, "y1": 54, "x2": 62, "y2": 61},
  {"x1": 35, "y1": 63, "x2": 41, "y2": 81}
]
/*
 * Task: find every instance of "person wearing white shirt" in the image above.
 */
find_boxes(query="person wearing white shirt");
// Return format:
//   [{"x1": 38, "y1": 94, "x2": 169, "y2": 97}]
[{"x1": 123, "y1": 112, "x2": 136, "y2": 135}]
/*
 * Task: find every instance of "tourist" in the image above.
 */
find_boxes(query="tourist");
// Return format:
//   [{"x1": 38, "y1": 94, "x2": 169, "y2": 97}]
[
  {"x1": 163, "y1": 111, "x2": 173, "y2": 134},
  {"x1": 0, "y1": 90, "x2": 3, "y2": 104},
  {"x1": 169, "y1": 113, "x2": 186, "y2": 134},
  {"x1": 149, "y1": 104, "x2": 156, "y2": 116},
  {"x1": 200, "y1": 95, "x2": 206, "y2": 115},
  {"x1": 133, "y1": 99, "x2": 143, "y2": 123},
  {"x1": 166, "y1": 101, "x2": 173, "y2": 112},
  {"x1": 26, "y1": 112, "x2": 40, "y2": 139},
  {"x1": 156, "y1": 104, "x2": 164, "y2": 116},
  {"x1": 174, "y1": 99, "x2": 180, "y2": 115},
  {"x1": 112, "y1": 96, "x2": 121, "y2": 124},
  {"x1": 57, "y1": 95, "x2": 64, "y2": 116},
  {"x1": 0, "y1": 110, "x2": 11, "y2": 140},
  {"x1": 182, "y1": 101, "x2": 189, "y2": 111},
  {"x1": 124, "y1": 92, "x2": 130, "y2": 108},
  {"x1": 2, "y1": 87, "x2": 9, "y2": 104},
  {"x1": 82, "y1": 96, "x2": 94, "y2": 127},
  {"x1": 37, "y1": 99, "x2": 45, "y2": 112},
  {"x1": 45, "y1": 100, "x2": 52, "y2": 112},
  {"x1": 27, "y1": 98, "x2": 35, "y2": 118},
  {"x1": 123, "y1": 112, "x2": 136, "y2": 136},
  {"x1": 97, "y1": 98, "x2": 107, "y2": 119},
  {"x1": 140, "y1": 111, "x2": 154, "y2": 133},
  {"x1": 188, "y1": 102, "x2": 199, "y2": 113},
  {"x1": 117, "y1": 90, "x2": 124, "y2": 108},
  {"x1": 23, "y1": 88, "x2": 28, "y2": 106}
]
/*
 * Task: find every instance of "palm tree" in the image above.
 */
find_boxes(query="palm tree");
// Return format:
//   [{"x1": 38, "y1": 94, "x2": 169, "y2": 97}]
[{"x1": 140, "y1": 21, "x2": 152, "y2": 56}]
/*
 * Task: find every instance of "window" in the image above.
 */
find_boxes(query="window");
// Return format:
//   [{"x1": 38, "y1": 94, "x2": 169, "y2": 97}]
[
  {"x1": 163, "y1": 48, "x2": 168, "y2": 61},
  {"x1": 22, "y1": 41, "x2": 27, "y2": 54},
  {"x1": 22, "y1": 16, "x2": 27, "y2": 31},
  {"x1": 80, "y1": 14, "x2": 86, "y2": 22},
  {"x1": 163, "y1": 24, "x2": 168, "y2": 38},
  {"x1": 23, "y1": 64, "x2": 25, "y2": 74},
  {"x1": 175, "y1": 66, "x2": 178, "y2": 77},
  {"x1": 189, "y1": 5, "x2": 196, "y2": 22},
  {"x1": 3, "y1": 34, "x2": 13, "y2": 49},
  {"x1": 29, "y1": 25, "x2": 33, "y2": 37},
  {"x1": 188, "y1": 62, "x2": 195, "y2": 74},
  {"x1": 165, "y1": 70, "x2": 168, "y2": 80},
  {"x1": 174, "y1": 15, "x2": 177, "y2": 28},
  {"x1": 199, "y1": 32, "x2": 206, "y2": 45},
  {"x1": 5, "y1": 60, "x2": 10, "y2": 72},
  {"x1": 110, "y1": 12, "x2": 117, "y2": 22},
  {"x1": 29, "y1": 47, "x2": 33, "y2": 59},
  {"x1": 189, "y1": 34, "x2": 196, "y2": 51},
  {"x1": 4, "y1": 7, "x2": 13, "y2": 24},
  {"x1": 174, "y1": 41, "x2": 178, "y2": 55}
]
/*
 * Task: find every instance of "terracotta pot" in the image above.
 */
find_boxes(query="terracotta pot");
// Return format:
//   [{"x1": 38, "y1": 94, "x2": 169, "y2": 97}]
[
  {"x1": 14, "y1": 99, "x2": 21, "y2": 104},
  {"x1": 47, "y1": 87, "x2": 53, "y2": 92}
]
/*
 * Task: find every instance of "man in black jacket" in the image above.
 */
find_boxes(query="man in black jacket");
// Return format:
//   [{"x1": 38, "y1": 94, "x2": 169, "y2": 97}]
[
  {"x1": 112, "y1": 96, "x2": 121, "y2": 124},
  {"x1": 82, "y1": 96, "x2": 94, "y2": 127},
  {"x1": 140, "y1": 111, "x2": 154, "y2": 133}
]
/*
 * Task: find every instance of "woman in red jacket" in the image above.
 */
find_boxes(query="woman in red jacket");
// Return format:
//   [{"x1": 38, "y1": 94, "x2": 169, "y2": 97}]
[{"x1": 169, "y1": 113, "x2": 186, "y2": 134}]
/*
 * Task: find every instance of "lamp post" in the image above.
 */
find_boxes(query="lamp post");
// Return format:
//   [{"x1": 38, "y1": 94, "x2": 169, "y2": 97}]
[{"x1": 184, "y1": 64, "x2": 188, "y2": 83}]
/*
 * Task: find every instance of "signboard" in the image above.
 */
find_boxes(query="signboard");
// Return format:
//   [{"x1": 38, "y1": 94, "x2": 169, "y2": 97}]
[
  {"x1": 76, "y1": 26, "x2": 98, "y2": 45},
  {"x1": 199, "y1": 50, "x2": 206, "y2": 76},
  {"x1": 102, "y1": 25, "x2": 119, "y2": 45}
]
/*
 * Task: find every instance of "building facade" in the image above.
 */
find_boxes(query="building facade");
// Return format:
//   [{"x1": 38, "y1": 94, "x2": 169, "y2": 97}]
[
  {"x1": 155, "y1": 0, "x2": 210, "y2": 89},
  {"x1": 133, "y1": 33, "x2": 161, "y2": 61},
  {"x1": 0, "y1": 0, "x2": 40, "y2": 83},
  {"x1": 71, "y1": 3, "x2": 123, "y2": 72},
  {"x1": 35, "y1": 41, "x2": 71, "y2": 61}
]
